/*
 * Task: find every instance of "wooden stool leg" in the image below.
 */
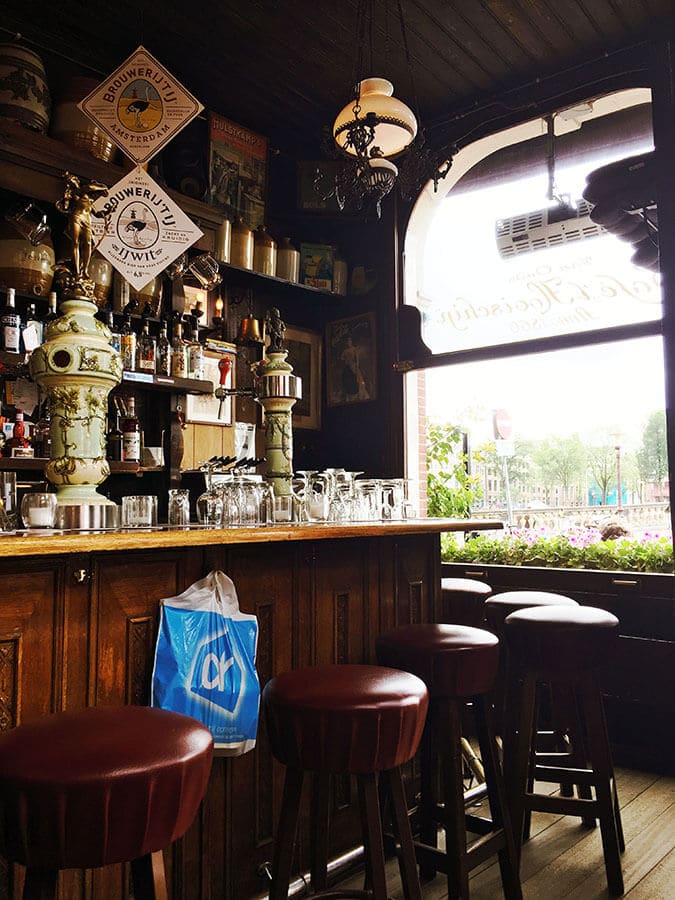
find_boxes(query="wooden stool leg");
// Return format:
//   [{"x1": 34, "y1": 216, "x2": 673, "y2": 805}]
[
  {"x1": 310, "y1": 770, "x2": 331, "y2": 891},
  {"x1": 418, "y1": 713, "x2": 438, "y2": 881},
  {"x1": 473, "y1": 695, "x2": 522, "y2": 900},
  {"x1": 270, "y1": 767, "x2": 304, "y2": 900},
  {"x1": 131, "y1": 851, "x2": 168, "y2": 900},
  {"x1": 578, "y1": 679, "x2": 624, "y2": 896},
  {"x1": 22, "y1": 868, "x2": 58, "y2": 900},
  {"x1": 357, "y1": 773, "x2": 388, "y2": 900},
  {"x1": 437, "y1": 700, "x2": 470, "y2": 900},
  {"x1": 504, "y1": 669, "x2": 537, "y2": 867},
  {"x1": 384, "y1": 767, "x2": 422, "y2": 900}
]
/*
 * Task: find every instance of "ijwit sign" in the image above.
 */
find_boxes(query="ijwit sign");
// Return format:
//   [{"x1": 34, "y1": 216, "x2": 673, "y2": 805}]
[{"x1": 93, "y1": 166, "x2": 202, "y2": 290}]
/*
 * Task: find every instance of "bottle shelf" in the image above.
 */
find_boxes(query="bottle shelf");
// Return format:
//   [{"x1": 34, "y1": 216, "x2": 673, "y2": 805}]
[
  {"x1": 120, "y1": 371, "x2": 213, "y2": 394},
  {"x1": 0, "y1": 457, "x2": 164, "y2": 474},
  {"x1": 217, "y1": 260, "x2": 345, "y2": 299}
]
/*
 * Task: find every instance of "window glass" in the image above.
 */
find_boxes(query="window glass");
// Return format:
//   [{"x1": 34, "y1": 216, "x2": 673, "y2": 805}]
[{"x1": 417, "y1": 150, "x2": 658, "y2": 354}]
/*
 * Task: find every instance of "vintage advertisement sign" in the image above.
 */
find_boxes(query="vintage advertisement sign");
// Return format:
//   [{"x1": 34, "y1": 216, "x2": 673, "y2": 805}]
[
  {"x1": 93, "y1": 167, "x2": 203, "y2": 291},
  {"x1": 208, "y1": 112, "x2": 267, "y2": 229},
  {"x1": 79, "y1": 46, "x2": 204, "y2": 164}
]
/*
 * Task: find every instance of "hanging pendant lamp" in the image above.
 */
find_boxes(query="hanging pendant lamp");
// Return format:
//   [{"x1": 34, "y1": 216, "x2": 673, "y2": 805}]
[{"x1": 333, "y1": 77, "x2": 417, "y2": 159}]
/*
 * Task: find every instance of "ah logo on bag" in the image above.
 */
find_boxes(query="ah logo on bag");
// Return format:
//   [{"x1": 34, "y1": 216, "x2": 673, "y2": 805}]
[{"x1": 187, "y1": 625, "x2": 245, "y2": 716}]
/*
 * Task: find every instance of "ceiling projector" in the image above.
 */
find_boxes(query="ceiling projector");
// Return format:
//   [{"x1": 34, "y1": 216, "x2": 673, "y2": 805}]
[{"x1": 495, "y1": 198, "x2": 605, "y2": 258}]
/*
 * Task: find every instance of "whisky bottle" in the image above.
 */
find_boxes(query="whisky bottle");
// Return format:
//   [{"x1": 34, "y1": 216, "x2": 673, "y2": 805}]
[
  {"x1": 188, "y1": 320, "x2": 205, "y2": 379},
  {"x1": 120, "y1": 315, "x2": 137, "y2": 372},
  {"x1": 43, "y1": 291, "x2": 59, "y2": 334},
  {"x1": 156, "y1": 319, "x2": 172, "y2": 376},
  {"x1": 170, "y1": 321, "x2": 187, "y2": 378},
  {"x1": 136, "y1": 318, "x2": 156, "y2": 373},
  {"x1": 121, "y1": 396, "x2": 141, "y2": 462},
  {"x1": 106, "y1": 412, "x2": 123, "y2": 462},
  {"x1": 3, "y1": 408, "x2": 30, "y2": 457},
  {"x1": 1, "y1": 288, "x2": 21, "y2": 352},
  {"x1": 22, "y1": 303, "x2": 42, "y2": 352},
  {"x1": 106, "y1": 309, "x2": 121, "y2": 354}
]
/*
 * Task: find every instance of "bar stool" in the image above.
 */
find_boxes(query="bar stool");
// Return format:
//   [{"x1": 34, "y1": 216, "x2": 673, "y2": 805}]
[
  {"x1": 440, "y1": 577, "x2": 492, "y2": 627},
  {"x1": 504, "y1": 605, "x2": 624, "y2": 895},
  {"x1": 263, "y1": 664, "x2": 429, "y2": 900},
  {"x1": 484, "y1": 591, "x2": 591, "y2": 834},
  {"x1": 376, "y1": 624, "x2": 521, "y2": 900},
  {"x1": 0, "y1": 706, "x2": 213, "y2": 899}
]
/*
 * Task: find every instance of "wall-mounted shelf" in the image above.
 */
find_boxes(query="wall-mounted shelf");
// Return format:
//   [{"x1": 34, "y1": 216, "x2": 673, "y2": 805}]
[
  {"x1": 120, "y1": 372, "x2": 213, "y2": 394},
  {"x1": 0, "y1": 457, "x2": 164, "y2": 475},
  {"x1": 217, "y1": 259, "x2": 344, "y2": 300}
]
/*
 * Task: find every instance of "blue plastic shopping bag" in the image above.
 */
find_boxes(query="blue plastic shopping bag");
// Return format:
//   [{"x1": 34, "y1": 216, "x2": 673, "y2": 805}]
[{"x1": 151, "y1": 571, "x2": 259, "y2": 756}]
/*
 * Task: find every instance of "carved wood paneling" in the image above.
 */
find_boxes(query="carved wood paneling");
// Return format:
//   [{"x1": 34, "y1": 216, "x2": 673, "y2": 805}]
[{"x1": 0, "y1": 638, "x2": 18, "y2": 732}]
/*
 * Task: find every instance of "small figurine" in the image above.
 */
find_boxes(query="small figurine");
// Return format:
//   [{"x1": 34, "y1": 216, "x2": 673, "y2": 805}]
[
  {"x1": 265, "y1": 307, "x2": 286, "y2": 352},
  {"x1": 55, "y1": 172, "x2": 109, "y2": 298}
]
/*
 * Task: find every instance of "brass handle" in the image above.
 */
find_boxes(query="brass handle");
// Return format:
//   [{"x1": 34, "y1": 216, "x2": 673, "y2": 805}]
[
  {"x1": 611, "y1": 578, "x2": 638, "y2": 586},
  {"x1": 73, "y1": 568, "x2": 90, "y2": 583},
  {"x1": 464, "y1": 570, "x2": 486, "y2": 577}
]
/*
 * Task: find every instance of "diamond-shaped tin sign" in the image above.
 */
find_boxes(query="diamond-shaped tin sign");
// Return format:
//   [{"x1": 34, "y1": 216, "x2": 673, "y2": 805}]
[
  {"x1": 93, "y1": 166, "x2": 203, "y2": 291},
  {"x1": 79, "y1": 46, "x2": 204, "y2": 165}
]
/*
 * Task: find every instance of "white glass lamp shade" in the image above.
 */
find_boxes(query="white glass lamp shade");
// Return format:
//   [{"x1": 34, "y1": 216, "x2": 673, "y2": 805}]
[{"x1": 333, "y1": 77, "x2": 417, "y2": 158}]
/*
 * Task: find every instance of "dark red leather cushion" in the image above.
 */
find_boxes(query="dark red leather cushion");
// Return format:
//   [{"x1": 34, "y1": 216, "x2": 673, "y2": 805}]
[
  {"x1": 505, "y1": 604, "x2": 619, "y2": 672},
  {"x1": 376, "y1": 624, "x2": 499, "y2": 699},
  {"x1": 485, "y1": 591, "x2": 578, "y2": 634},
  {"x1": 263, "y1": 664, "x2": 428, "y2": 774},
  {"x1": 440, "y1": 578, "x2": 492, "y2": 627},
  {"x1": 0, "y1": 706, "x2": 213, "y2": 870}
]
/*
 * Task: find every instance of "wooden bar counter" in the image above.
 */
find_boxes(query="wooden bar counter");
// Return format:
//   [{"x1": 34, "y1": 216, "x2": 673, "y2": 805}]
[{"x1": 0, "y1": 518, "x2": 500, "y2": 899}]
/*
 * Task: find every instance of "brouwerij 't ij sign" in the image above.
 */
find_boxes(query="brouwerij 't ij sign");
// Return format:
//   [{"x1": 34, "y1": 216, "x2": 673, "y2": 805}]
[{"x1": 79, "y1": 46, "x2": 203, "y2": 165}]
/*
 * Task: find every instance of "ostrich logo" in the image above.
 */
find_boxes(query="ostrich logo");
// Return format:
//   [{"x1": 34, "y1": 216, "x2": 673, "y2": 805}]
[
  {"x1": 118, "y1": 79, "x2": 162, "y2": 133},
  {"x1": 117, "y1": 201, "x2": 159, "y2": 250}
]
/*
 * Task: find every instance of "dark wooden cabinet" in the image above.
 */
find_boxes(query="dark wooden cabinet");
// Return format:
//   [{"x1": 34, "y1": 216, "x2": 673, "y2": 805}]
[{"x1": 0, "y1": 529, "x2": 440, "y2": 899}]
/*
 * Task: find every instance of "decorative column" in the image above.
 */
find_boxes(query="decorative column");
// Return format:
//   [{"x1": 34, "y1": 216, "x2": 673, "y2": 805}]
[
  {"x1": 256, "y1": 349, "x2": 301, "y2": 497},
  {"x1": 256, "y1": 309, "x2": 301, "y2": 498},
  {"x1": 28, "y1": 173, "x2": 122, "y2": 516}
]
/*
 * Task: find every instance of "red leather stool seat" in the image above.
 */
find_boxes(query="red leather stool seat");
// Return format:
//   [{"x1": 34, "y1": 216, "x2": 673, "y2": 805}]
[
  {"x1": 263, "y1": 663, "x2": 428, "y2": 774},
  {"x1": 440, "y1": 577, "x2": 492, "y2": 627},
  {"x1": 0, "y1": 706, "x2": 213, "y2": 872},
  {"x1": 376, "y1": 624, "x2": 499, "y2": 699},
  {"x1": 485, "y1": 590, "x2": 578, "y2": 632},
  {"x1": 505, "y1": 604, "x2": 620, "y2": 673}
]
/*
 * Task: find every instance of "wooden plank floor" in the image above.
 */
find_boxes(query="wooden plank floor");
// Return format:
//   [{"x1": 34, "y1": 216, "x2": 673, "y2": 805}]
[{"x1": 334, "y1": 768, "x2": 675, "y2": 898}]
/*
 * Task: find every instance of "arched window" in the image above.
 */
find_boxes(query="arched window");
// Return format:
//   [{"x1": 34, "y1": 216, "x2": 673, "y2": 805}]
[{"x1": 404, "y1": 88, "x2": 671, "y2": 563}]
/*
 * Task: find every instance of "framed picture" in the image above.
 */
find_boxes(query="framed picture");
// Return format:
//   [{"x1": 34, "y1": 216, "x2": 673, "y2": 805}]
[
  {"x1": 326, "y1": 312, "x2": 377, "y2": 406},
  {"x1": 284, "y1": 325, "x2": 322, "y2": 430},
  {"x1": 184, "y1": 350, "x2": 235, "y2": 425},
  {"x1": 208, "y1": 112, "x2": 268, "y2": 229}
]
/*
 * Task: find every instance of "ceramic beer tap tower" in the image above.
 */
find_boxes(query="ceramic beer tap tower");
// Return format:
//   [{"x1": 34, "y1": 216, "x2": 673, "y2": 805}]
[
  {"x1": 29, "y1": 173, "x2": 122, "y2": 528},
  {"x1": 257, "y1": 308, "x2": 302, "y2": 499}
]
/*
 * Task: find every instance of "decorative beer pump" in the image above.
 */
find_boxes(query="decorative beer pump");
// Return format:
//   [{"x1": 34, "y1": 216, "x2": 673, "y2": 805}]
[
  {"x1": 256, "y1": 308, "x2": 301, "y2": 498},
  {"x1": 29, "y1": 173, "x2": 122, "y2": 527}
]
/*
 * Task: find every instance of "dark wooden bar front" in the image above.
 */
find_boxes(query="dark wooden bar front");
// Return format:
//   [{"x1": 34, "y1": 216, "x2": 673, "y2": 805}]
[{"x1": 0, "y1": 520, "x2": 498, "y2": 899}]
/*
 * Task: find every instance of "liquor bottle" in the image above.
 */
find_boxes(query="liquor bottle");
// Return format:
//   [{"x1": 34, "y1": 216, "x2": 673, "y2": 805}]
[
  {"x1": 121, "y1": 396, "x2": 141, "y2": 462},
  {"x1": 106, "y1": 412, "x2": 123, "y2": 461},
  {"x1": 22, "y1": 302, "x2": 42, "y2": 351},
  {"x1": 1, "y1": 288, "x2": 21, "y2": 352},
  {"x1": 187, "y1": 320, "x2": 205, "y2": 379},
  {"x1": 43, "y1": 291, "x2": 59, "y2": 332},
  {"x1": 105, "y1": 308, "x2": 121, "y2": 354},
  {"x1": 170, "y1": 320, "x2": 187, "y2": 378},
  {"x1": 3, "y1": 408, "x2": 30, "y2": 456},
  {"x1": 31, "y1": 400, "x2": 51, "y2": 458},
  {"x1": 156, "y1": 319, "x2": 172, "y2": 376},
  {"x1": 120, "y1": 314, "x2": 137, "y2": 372},
  {"x1": 136, "y1": 318, "x2": 156, "y2": 373}
]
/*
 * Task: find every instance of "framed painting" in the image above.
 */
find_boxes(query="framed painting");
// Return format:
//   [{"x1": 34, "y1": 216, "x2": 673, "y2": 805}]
[
  {"x1": 326, "y1": 312, "x2": 377, "y2": 406},
  {"x1": 284, "y1": 325, "x2": 322, "y2": 430}
]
